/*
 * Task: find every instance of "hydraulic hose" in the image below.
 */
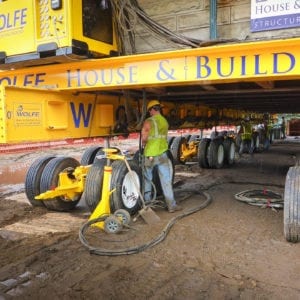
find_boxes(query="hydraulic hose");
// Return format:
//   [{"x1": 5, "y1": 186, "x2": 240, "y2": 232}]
[{"x1": 78, "y1": 189, "x2": 212, "y2": 256}]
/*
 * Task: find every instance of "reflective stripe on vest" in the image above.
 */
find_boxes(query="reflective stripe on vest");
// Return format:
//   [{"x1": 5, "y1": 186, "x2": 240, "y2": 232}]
[{"x1": 144, "y1": 114, "x2": 168, "y2": 157}]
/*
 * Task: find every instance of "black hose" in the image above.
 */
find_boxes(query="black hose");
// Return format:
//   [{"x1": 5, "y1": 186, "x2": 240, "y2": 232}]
[{"x1": 78, "y1": 189, "x2": 212, "y2": 256}]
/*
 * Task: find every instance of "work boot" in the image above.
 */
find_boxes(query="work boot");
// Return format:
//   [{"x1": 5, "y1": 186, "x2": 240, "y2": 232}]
[{"x1": 168, "y1": 205, "x2": 182, "y2": 213}]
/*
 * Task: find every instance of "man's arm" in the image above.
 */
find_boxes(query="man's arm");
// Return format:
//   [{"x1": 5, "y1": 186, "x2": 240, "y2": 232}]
[{"x1": 141, "y1": 120, "x2": 151, "y2": 146}]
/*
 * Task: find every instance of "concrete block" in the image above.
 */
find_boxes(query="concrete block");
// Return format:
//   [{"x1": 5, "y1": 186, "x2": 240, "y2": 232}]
[
  {"x1": 231, "y1": 4, "x2": 250, "y2": 23},
  {"x1": 178, "y1": 11, "x2": 209, "y2": 30},
  {"x1": 139, "y1": 0, "x2": 204, "y2": 15}
]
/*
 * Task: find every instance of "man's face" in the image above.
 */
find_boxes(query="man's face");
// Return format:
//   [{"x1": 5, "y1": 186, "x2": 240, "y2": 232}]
[{"x1": 149, "y1": 107, "x2": 155, "y2": 116}]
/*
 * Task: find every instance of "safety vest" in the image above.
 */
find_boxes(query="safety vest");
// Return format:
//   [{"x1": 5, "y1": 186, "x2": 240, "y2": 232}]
[
  {"x1": 144, "y1": 114, "x2": 168, "y2": 157},
  {"x1": 241, "y1": 122, "x2": 252, "y2": 140}
]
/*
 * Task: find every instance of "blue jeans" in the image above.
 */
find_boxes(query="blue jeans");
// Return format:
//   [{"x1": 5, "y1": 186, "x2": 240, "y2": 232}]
[{"x1": 143, "y1": 152, "x2": 176, "y2": 209}]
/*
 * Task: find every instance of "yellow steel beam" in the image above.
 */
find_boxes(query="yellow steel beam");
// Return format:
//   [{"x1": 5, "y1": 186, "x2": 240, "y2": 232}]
[
  {"x1": 0, "y1": 86, "x2": 119, "y2": 143},
  {"x1": 1, "y1": 38, "x2": 300, "y2": 91}
]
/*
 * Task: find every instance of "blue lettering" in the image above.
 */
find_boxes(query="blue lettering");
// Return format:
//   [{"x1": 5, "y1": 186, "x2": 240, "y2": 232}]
[
  {"x1": 84, "y1": 70, "x2": 98, "y2": 86},
  {"x1": 0, "y1": 8, "x2": 27, "y2": 31},
  {"x1": 0, "y1": 77, "x2": 12, "y2": 85},
  {"x1": 240, "y1": 56, "x2": 246, "y2": 76},
  {"x1": 101, "y1": 69, "x2": 113, "y2": 85},
  {"x1": 0, "y1": 15, "x2": 5, "y2": 30},
  {"x1": 254, "y1": 55, "x2": 267, "y2": 75},
  {"x1": 116, "y1": 67, "x2": 125, "y2": 84},
  {"x1": 128, "y1": 66, "x2": 138, "y2": 83},
  {"x1": 273, "y1": 52, "x2": 295, "y2": 74},
  {"x1": 35, "y1": 73, "x2": 46, "y2": 85},
  {"x1": 67, "y1": 69, "x2": 81, "y2": 87},
  {"x1": 70, "y1": 102, "x2": 92, "y2": 128},
  {"x1": 24, "y1": 74, "x2": 34, "y2": 86},
  {"x1": 196, "y1": 56, "x2": 211, "y2": 78},
  {"x1": 216, "y1": 57, "x2": 234, "y2": 77},
  {"x1": 20, "y1": 8, "x2": 27, "y2": 26}
]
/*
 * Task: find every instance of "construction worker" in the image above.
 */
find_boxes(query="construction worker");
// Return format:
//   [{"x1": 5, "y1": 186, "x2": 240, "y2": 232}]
[
  {"x1": 238, "y1": 116, "x2": 254, "y2": 155},
  {"x1": 141, "y1": 100, "x2": 182, "y2": 213}
]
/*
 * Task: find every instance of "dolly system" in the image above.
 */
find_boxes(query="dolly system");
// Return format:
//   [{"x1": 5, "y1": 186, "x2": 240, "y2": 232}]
[{"x1": 35, "y1": 148, "x2": 132, "y2": 233}]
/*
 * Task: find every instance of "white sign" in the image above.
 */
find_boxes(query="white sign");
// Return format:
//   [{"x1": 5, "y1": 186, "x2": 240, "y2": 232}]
[{"x1": 251, "y1": 0, "x2": 300, "y2": 32}]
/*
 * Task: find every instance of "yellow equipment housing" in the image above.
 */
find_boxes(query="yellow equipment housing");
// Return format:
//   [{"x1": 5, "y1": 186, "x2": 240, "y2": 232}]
[{"x1": 0, "y1": 0, "x2": 118, "y2": 69}]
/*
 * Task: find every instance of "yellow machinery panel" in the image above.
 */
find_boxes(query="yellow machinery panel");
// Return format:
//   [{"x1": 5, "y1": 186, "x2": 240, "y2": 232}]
[
  {"x1": 0, "y1": 0, "x2": 118, "y2": 68},
  {"x1": 0, "y1": 86, "x2": 119, "y2": 143}
]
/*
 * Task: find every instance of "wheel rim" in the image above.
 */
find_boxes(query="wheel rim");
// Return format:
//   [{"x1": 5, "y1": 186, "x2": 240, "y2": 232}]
[
  {"x1": 121, "y1": 171, "x2": 140, "y2": 209},
  {"x1": 105, "y1": 216, "x2": 122, "y2": 234},
  {"x1": 114, "y1": 209, "x2": 131, "y2": 225}
]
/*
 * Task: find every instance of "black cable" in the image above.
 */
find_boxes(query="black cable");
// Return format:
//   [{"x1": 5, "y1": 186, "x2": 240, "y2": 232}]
[{"x1": 78, "y1": 189, "x2": 212, "y2": 256}]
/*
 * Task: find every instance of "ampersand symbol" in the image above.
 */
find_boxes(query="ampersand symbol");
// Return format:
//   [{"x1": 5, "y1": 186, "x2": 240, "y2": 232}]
[
  {"x1": 156, "y1": 60, "x2": 176, "y2": 81},
  {"x1": 294, "y1": 0, "x2": 300, "y2": 9}
]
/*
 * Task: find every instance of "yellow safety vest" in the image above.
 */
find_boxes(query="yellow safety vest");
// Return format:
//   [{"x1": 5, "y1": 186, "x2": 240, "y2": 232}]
[
  {"x1": 241, "y1": 122, "x2": 252, "y2": 140},
  {"x1": 144, "y1": 114, "x2": 168, "y2": 157}
]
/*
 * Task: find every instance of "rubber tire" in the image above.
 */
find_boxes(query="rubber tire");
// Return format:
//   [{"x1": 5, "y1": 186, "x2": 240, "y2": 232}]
[
  {"x1": 183, "y1": 134, "x2": 191, "y2": 141},
  {"x1": 170, "y1": 136, "x2": 187, "y2": 165},
  {"x1": 80, "y1": 146, "x2": 103, "y2": 165},
  {"x1": 208, "y1": 138, "x2": 224, "y2": 169},
  {"x1": 84, "y1": 158, "x2": 107, "y2": 212},
  {"x1": 110, "y1": 160, "x2": 142, "y2": 215},
  {"x1": 188, "y1": 135, "x2": 200, "y2": 143},
  {"x1": 25, "y1": 156, "x2": 55, "y2": 207},
  {"x1": 284, "y1": 166, "x2": 300, "y2": 243},
  {"x1": 104, "y1": 215, "x2": 122, "y2": 234},
  {"x1": 40, "y1": 157, "x2": 81, "y2": 211},
  {"x1": 114, "y1": 209, "x2": 131, "y2": 225},
  {"x1": 198, "y1": 138, "x2": 211, "y2": 168},
  {"x1": 167, "y1": 136, "x2": 175, "y2": 148},
  {"x1": 223, "y1": 138, "x2": 235, "y2": 166}
]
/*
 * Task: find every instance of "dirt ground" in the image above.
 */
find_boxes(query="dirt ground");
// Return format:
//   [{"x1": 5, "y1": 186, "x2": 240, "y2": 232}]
[{"x1": 0, "y1": 139, "x2": 299, "y2": 299}]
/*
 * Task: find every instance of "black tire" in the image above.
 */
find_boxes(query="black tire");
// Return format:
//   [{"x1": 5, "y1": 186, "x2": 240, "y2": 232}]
[
  {"x1": 284, "y1": 166, "x2": 300, "y2": 243},
  {"x1": 198, "y1": 138, "x2": 211, "y2": 168},
  {"x1": 114, "y1": 209, "x2": 131, "y2": 225},
  {"x1": 104, "y1": 215, "x2": 122, "y2": 234},
  {"x1": 170, "y1": 136, "x2": 187, "y2": 165},
  {"x1": 223, "y1": 138, "x2": 235, "y2": 166},
  {"x1": 84, "y1": 158, "x2": 107, "y2": 212},
  {"x1": 25, "y1": 156, "x2": 55, "y2": 207},
  {"x1": 167, "y1": 136, "x2": 175, "y2": 148},
  {"x1": 40, "y1": 157, "x2": 81, "y2": 211},
  {"x1": 80, "y1": 146, "x2": 103, "y2": 165},
  {"x1": 183, "y1": 134, "x2": 191, "y2": 141},
  {"x1": 208, "y1": 138, "x2": 224, "y2": 169},
  {"x1": 188, "y1": 135, "x2": 200, "y2": 143},
  {"x1": 110, "y1": 160, "x2": 143, "y2": 215}
]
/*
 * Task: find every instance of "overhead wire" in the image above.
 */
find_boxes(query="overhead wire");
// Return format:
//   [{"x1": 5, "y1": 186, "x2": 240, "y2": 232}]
[{"x1": 110, "y1": 0, "x2": 204, "y2": 54}]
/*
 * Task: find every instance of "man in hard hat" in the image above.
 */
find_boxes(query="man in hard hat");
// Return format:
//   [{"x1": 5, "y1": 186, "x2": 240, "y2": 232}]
[
  {"x1": 141, "y1": 100, "x2": 182, "y2": 213},
  {"x1": 238, "y1": 116, "x2": 254, "y2": 155}
]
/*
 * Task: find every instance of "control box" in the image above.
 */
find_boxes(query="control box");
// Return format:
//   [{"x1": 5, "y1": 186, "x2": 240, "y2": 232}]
[{"x1": 0, "y1": 0, "x2": 118, "y2": 68}]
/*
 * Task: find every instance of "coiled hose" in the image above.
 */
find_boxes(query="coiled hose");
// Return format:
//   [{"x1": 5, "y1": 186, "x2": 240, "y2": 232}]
[{"x1": 79, "y1": 189, "x2": 212, "y2": 256}]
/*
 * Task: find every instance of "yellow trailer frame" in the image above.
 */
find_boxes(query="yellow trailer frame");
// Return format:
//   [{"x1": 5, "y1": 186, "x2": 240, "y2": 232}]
[{"x1": 1, "y1": 37, "x2": 300, "y2": 143}]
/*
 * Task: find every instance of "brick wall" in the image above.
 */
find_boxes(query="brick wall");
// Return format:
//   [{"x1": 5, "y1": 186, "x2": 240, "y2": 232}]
[{"x1": 135, "y1": 0, "x2": 300, "y2": 53}]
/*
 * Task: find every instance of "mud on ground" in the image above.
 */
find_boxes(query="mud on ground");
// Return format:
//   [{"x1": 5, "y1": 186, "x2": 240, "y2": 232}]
[{"x1": 0, "y1": 141, "x2": 299, "y2": 299}]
